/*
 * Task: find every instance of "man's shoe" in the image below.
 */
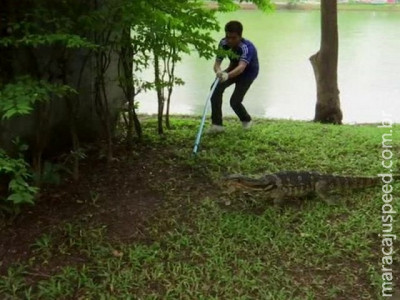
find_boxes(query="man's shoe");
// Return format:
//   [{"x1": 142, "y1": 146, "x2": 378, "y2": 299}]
[
  {"x1": 242, "y1": 121, "x2": 253, "y2": 130},
  {"x1": 207, "y1": 124, "x2": 225, "y2": 134}
]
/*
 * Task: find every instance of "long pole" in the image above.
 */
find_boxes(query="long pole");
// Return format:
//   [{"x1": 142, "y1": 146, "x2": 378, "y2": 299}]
[{"x1": 192, "y1": 78, "x2": 219, "y2": 155}]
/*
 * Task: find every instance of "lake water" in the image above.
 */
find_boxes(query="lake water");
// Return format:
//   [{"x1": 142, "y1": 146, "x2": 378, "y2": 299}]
[{"x1": 138, "y1": 10, "x2": 400, "y2": 124}]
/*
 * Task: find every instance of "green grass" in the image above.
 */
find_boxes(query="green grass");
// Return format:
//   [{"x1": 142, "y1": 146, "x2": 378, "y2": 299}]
[{"x1": 1, "y1": 117, "x2": 399, "y2": 299}]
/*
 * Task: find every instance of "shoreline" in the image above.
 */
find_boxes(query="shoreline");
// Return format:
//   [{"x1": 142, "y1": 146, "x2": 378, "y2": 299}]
[
  {"x1": 137, "y1": 114, "x2": 399, "y2": 126},
  {"x1": 206, "y1": 1, "x2": 400, "y2": 12}
]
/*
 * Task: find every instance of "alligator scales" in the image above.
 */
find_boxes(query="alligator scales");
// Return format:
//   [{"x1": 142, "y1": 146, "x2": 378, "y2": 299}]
[{"x1": 223, "y1": 171, "x2": 388, "y2": 205}]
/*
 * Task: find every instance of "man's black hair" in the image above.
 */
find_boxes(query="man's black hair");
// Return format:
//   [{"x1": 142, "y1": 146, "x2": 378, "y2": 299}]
[{"x1": 225, "y1": 21, "x2": 243, "y2": 36}]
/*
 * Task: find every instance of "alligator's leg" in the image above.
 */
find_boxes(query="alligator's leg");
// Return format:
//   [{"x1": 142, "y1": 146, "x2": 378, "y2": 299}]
[
  {"x1": 315, "y1": 180, "x2": 339, "y2": 206},
  {"x1": 220, "y1": 185, "x2": 238, "y2": 206},
  {"x1": 270, "y1": 189, "x2": 285, "y2": 206},
  {"x1": 225, "y1": 186, "x2": 237, "y2": 195}
]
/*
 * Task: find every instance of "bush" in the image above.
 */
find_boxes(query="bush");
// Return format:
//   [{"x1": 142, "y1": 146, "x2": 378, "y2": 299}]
[{"x1": 0, "y1": 148, "x2": 38, "y2": 213}]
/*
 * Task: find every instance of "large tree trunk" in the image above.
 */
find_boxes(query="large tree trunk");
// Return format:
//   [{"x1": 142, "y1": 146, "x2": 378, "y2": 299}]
[
  {"x1": 0, "y1": 0, "x2": 33, "y2": 84},
  {"x1": 310, "y1": 0, "x2": 343, "y2": 124},
  {"x1": 0, "y1": 0, "x2": 13, "y2": 84}
]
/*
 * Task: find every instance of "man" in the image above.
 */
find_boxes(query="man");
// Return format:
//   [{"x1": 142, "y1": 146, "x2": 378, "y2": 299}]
[{"x1": 208, "y1": 20, "x2": 259, "y2": 133}]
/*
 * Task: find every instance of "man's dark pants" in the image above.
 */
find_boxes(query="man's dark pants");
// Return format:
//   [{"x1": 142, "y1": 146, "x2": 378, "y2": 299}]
[{"x1": 210, "y1": 76, "x2": 254, "y2": 126}]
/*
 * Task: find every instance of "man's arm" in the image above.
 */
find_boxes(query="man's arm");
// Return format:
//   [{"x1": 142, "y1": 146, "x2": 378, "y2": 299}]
[
  {"x1": 227, "y1": 61, "x2": 247, "y2": 79},
  {"x1": 214, "y1": 60, "x2": 236, "y2": 75},
  {"x1": 214, "y1": 38, "x2": 226, "y2": 74},
  {"x1": 214, "y1": 60, "x2": 222, "y2": 74},
  {"x1": 225, "y1": 43, "x2": 254, "y2": 79}
]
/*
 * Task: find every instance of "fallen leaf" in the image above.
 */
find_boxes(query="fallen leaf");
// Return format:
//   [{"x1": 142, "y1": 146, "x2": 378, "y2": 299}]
[{"x1": 112, "y1": 250, "x2": 124, "y2": 258}]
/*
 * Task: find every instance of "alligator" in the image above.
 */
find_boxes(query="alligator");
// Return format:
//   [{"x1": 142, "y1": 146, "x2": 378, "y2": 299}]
[{"x1": 222, "y1": 171, "x2": 398, "y2": 206}]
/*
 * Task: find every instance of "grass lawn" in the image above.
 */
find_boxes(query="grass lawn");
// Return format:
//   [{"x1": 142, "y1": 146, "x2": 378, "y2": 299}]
[{"x1": 0, "y1": 117, "x2": 399, "y2": 299}]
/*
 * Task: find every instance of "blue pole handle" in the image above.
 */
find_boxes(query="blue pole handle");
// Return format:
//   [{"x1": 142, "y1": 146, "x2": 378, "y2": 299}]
[{"x1": 193, "y1": 78, "x2": 220, "y2": 155}]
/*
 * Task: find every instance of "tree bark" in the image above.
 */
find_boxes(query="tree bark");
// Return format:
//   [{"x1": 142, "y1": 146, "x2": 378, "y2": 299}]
[
  {"x1": 165, "y1": 42, "x2": 175, "y2": 130},
  {"x1": 154, "y1": 53, "x2": 164, "y2": 135},
  {"x1": 119, "y1": 27, "x2": 142, "y2": 146},
  {"x1": 310, "y1": 0, "x2": 343, "y2": 124},
  {"x1": 0, "y1": 0, "x2": 14, "y2": 84}
]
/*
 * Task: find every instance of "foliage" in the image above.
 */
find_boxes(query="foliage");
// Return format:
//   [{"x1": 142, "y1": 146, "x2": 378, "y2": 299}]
[
  {"x1": 125, "y1": 0, "x2": 272, "y2": 134},
  {"x1": 218, "y1": 0, "x2": 274, "y2": 11},
  {"x1": 127, "y1": 0, "x2": 221, "y2": 134},
  {"x1": 0, "y1": 148, "x2": 38, "y2": 212},
  {"x1": 0, "y1": 77, "x2": 76, "y2": 119},
  {"x1": 0, "y1": 34, "x2": 96, "y2": 49},
  {"x1": 0, "y1": 75, "x2": 74, "y2": 212},
  {"x1": 0, "y1": 0, "x2": 272, "y2": 211}
]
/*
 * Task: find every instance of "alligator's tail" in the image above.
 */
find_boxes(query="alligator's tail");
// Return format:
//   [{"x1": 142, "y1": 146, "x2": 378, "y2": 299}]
[{"x1": 322, "y1": 174, "x2": 399, "y2": 189}]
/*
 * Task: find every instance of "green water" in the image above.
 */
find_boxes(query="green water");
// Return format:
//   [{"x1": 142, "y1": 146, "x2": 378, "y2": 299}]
[{"x1": 139, "y1": 10, "x2": 400, "y2": 123}]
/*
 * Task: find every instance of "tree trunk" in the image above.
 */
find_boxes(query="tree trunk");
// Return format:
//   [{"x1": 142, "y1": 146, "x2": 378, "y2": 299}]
[
  {"x1": 0, "y1": 0, "x2": 14, "y2": 84},
  {"x1": 165, "y1": 91, "x2": 171, "y2": 129},
  {"x1": 33, "y1": 101, "x2": 52, "y2": 183},
  {"x1": 120, "y1": 27, "x2": 142, "y2": 146},
  {"x1": 132, "y1": 99, "x2": 142, "y2": 140},
  {"x1": 62, "y1": 52, "x2": 83, "y2": 181},
  {"x1": 165, "y1": 64, "x2": 173, "y2": 130},
  {"x1": 164, "y1": 29, "x2": 175, "y2": 130},
  {"x1": 121, "y1": 30, "x2": 135, "y2": 149},
  {"x1": 165, "y1": 48, "x2": 175, "y2": 130},
  {"x1": 154, "y1": 54, "x2": 164, "y2": 135},
  {"x1": 310, "y1": 0, "x2": 343, "y2": 124},
  {"x1": 94, "y1": 29, "x2": 113, "y2": 163}
]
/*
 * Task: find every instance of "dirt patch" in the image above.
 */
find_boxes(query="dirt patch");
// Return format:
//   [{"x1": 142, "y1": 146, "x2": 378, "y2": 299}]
[{"x1": 0, "y1": 143, "x2": 200, "y2": 274}]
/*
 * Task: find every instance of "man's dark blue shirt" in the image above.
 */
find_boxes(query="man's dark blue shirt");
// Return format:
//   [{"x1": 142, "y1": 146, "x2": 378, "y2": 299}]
[{"x1": 216, "y1": 38, "x2": 259, "y2": 80}]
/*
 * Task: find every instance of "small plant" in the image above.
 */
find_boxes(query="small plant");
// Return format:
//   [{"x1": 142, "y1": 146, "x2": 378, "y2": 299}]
[
  {"x1": 0, "y1": 265, "x2": 27, "y2": 297},
  {"x1": 31, "y1": 234, "x2": 53, "y2": 258},
  {"x1": 0, "y1": 76, "x2": 76, "y2": 213},
  {"x1": 89, "y1": 191, "x2": 100, "y2": 207},
  {"x1": 33, "y1": 161, "x2": 65, "y2": 186},
  {"x1": 0, "y1": 148, "x2": 38, "y2": 214}
]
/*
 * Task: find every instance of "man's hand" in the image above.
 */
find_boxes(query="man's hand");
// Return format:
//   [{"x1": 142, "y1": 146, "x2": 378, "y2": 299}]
[{"x1": 217, "y1": 71, "x2": 229, "y2": 83}]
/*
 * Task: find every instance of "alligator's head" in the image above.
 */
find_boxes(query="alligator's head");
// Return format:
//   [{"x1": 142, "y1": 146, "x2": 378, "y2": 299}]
[{"x1": 222, "y1": 174, "x2": 277, "y2": 191}]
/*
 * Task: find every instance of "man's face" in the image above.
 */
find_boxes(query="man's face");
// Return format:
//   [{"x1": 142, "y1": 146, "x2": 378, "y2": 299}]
[{"x1": 225, "y1": 31, "x2": 241, "y2": 48}]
